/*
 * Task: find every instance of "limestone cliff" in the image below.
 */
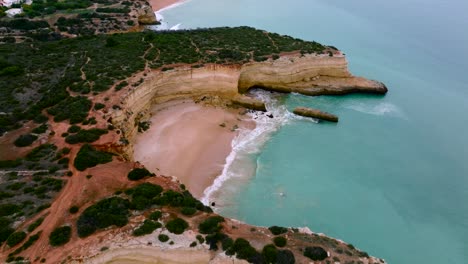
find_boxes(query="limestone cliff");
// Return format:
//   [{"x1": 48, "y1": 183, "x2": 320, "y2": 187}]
[{"x1": 112, "y1": 52, "x2": 387, "y2": 158}]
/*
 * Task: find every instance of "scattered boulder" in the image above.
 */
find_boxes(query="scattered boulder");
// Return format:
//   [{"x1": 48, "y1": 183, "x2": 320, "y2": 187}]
[
  {"x1": 232, "y1": 95, "x2": 266, "y2": 111},
  {"x1": 293, "y1": 107, "x2": 338, "y2": 122}
]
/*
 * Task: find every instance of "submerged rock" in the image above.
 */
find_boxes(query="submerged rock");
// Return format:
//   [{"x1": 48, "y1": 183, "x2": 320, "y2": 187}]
[{"x1": 293, "y1": 107, "x2": 339, "y2": 122}]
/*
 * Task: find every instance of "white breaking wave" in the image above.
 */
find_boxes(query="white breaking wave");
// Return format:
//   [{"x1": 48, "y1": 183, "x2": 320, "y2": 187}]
[
  {"x1": 170, "y1": 23, "x2": 182, "y2": 30},
  {"x1": 345, "y1": 102, "x2": 406, "y2": 118},
  {"x1": 201, "y1": 90, "x2": 304, "y2": 205},
  {"x1": 150, "y1": 0, "x2": 191, "y2": 31}
]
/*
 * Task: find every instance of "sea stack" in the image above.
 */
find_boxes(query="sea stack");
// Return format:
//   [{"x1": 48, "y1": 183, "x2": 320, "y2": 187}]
[{"x1": 293, "y1": 107, "x2": 339, "y2": 122}]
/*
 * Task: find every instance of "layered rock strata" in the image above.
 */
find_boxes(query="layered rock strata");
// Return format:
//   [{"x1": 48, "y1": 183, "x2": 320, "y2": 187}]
[{"x1": 112, "y1": 52, "x2": 386, "y2": 158}]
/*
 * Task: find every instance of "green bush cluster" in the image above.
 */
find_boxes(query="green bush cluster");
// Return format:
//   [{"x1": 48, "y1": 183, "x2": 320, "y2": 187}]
[
  {"x1": 198, "y1": 216, "x2": 224, "y2": 234},
  {"x1": 74, "y1": 144, "x2": 113, "y2": 171},
  {"x1": 49, "y1": 226, "x2": 71, "y2": 246},
  {"x1": 149, "y1": 210, "x2": 162, "y2": 220},
  {"x1": 27, "y1": 217, "x2": 44, "y2": 232},
  {"x1": 268, "y1": 226, "x2": 288, "y2": 235},
  {"x1": 65, "y1": 128, "x2": 108, "y2": 144},
  {"x1": 165, "y1": 218, "x2": 188, "y2": 234},
  {"x1": 273, "y1": 236, "x2": 287, "y2": 247},
  {"x1": 304, "y1": 246, "x2": 328, "y2": 261},
  {"x1": 128, "y1": 183, "x2": 163, "y2": 210},
  {"x1": 127, "y1": 168, "x2": 153, "y2": 181},
  {"x1": 14, "y1": 134, "x2": 38, "y2": 147},
  {"x1": 6, "y1": 231, "x2": 27, "y2": 247},
  {"x1": 133, "y1": 220, "x2": 162, "y2": 236},
  {"x1": 77, "y1": 197, "x2": 130, "y2": 237},
  {"x1": 47, "y1": 96, "x2": 92, "y2": 124},
  {"x1": 32, "y1": 123, "x2": 48, "y2": 134},
  {"x1": 180, "y1": 207, "x2": 197, "y2": 216},
  {"x1": 158, "y1": 234, "x2": 169, "y2": 242}
]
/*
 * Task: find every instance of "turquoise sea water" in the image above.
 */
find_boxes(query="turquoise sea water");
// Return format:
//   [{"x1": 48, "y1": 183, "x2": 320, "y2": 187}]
[{"x1": 159, "y1": 1, "x2": 468, "y2": 263}]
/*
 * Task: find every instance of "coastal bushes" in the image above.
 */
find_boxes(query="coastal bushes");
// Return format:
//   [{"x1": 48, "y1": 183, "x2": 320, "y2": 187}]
[
  {"x1": 273, "y1": 236, "x2": 287, "y2": 247},
  {"x1": 304, "y1": 246, "x2": 328, "y2": 261},
  {"x1": 65, "y1": 128, "x2": 108, "y2": 144},
  {"x1": 158, "y1": 234, "x2": 169, "y2": 242},
  {"x1": 73, "y1": 144, "x2": 113, "y2": 171},
  {"x1": 128, "y1": 183, "x2": 163, "y2": 210},
  {"x1": 49, "y1": 226, "x2": 71, "y2": 246},
  {"x1": 268, "y1": 226, "x2": 288, "y2": 235},
  {"x1": 14, "y1": 134, "x2": 38, "y2": 147},
  {"x1": 6, "y1": 231, "x2": 27, "y2": 247},
  {"x1": 180, "y1": 207, "x2": 197, "y2": 216},
  {"x1": 165, "y1": 218, "x2": 189, "y2": 234},
  {"x1": 127, "y1": 168, "x2": 153, "y2": 181},
  {"x1": 198, "y1": 216, "x2": 224, "y2": 234},
  {"x1": 149, "y1": 210, "x2": 162, "y2": 220},
  {"x1": 77, "y1": 197, "x2": 130, "y2": 237},
  {"x1": 47, "y1": 96, "x2": 92, "y2": 124},
  {"x1": 27, "y1": 217, "x2": 44, "y2": 232},
  {"x1": 133, "y1": 220, "x2": 162, "y2": 236}
]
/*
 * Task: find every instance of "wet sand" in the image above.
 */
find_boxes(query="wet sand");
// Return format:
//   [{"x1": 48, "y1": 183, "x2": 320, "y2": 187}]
[
  {"x1": 148, "y1": 0, "x2": 184, "y2": 12},
  {"x1": 133, "y1": 100, "x2": 253, "y2": 198}
]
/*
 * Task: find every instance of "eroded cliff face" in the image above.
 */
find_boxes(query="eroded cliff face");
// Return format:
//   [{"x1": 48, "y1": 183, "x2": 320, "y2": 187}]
[{"x1": 112, "y1": 52, "x2": 386, "y2": 158}]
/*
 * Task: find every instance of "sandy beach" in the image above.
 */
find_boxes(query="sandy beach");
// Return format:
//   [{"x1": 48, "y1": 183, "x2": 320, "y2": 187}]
[
  {"x1": 148, "y1": 0, "x2": 184, "y2": 12},
  {"x1": 133, "y1": 100, "x2": 253, "y2": 198}
]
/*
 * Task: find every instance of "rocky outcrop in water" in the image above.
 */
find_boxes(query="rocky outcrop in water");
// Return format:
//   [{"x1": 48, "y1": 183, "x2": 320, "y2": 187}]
[
  {"x1": 137, "y1": 5, "x2": 158, "y2": 25},
  {"x1": 112, "y1": 52, "x2": 387, "y2": 158},
  {"x1": 294, "y1": 107, "x2": 339, "y2": 122}
]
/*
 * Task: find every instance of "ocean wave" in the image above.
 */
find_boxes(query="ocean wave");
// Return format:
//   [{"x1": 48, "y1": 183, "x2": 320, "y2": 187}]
[
  {"x1": 201, "y1": 90, "x2": 299, "y2": 205},
  {"x1": 345, "y1": 102, "x2": 405, "y2": 118}
]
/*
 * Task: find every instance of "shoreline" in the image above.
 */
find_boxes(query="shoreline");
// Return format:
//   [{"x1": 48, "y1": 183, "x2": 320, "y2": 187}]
[
  {"x1": 148, "y1": 0, "x2": 186, "y2": 12},
  {"x1": 133, "y1": 100, "x2": 255, "y2": 199}
]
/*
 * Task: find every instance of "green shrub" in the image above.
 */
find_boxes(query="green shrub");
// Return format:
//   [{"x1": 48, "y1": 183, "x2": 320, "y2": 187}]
[
  {"x1": 198, "y1": 216, "x2": 224, "y2": 234},
  {"x1": 180, "y1": 207, "x2": 197, "y2": 216},
  {"x1": 129, "y1": 183, "x2": 163, "y2": 210},
  {"x1": 69, "y1": 206, "x2": 79, "y2": 214},
  {"x1": 7, "y1": 231, "x2": 27, "y2": 247},
  {"x1": 262, "y1": 244, "x2": 278, "y2": 263},
  {"x1": 277, "y1": 249, "x2": 295, "y2": 264},
  {"x1": 221, "y1": 236, "x2": 234, "y2": 251},
  {"x1": 205, "y1": 232, "x2": 228, "y2": 251},
  {"x1": 196, "y1": 234, "x2": 204, "y2": 244},
  {"x1": 65, "y1": 128, "x2": 108, "y2": 144},
  {"x1": 127, "y1": 168, "x2": 152, "y2": 181},
  {"x1": 149, "y1": 210, "x2": 162, "y2": 220},
  {"x1": 231, "y1": 238, "x2": 259, "y2": 261},
  {"x1": 190, "y1": 241, "x2": 197, "y2": 247},
  {"x1": 49, "y1": 226, "x2": 71, "y2": 246},
  {"x1": 268, "y1": 226, "x2": 288, "y2": 235},
  {"x1": 0, "y1": 203, "x2": 20, "y2": 216},
  {"x1": 32, "y1": 123, "x2": 48, "y2": 134},
  {"x1": 273, "y1": 236, "x2": 287, "y2": 247},
  {"x1": 304, "y1": 246, "x2": 328, "y2": 261},
  {"x1": 77, "y1": 197, "x2": 130, "y2": 237},
  {"x1": 94, "y1": 103, "x2": 105, "y2": 110},
  {"x1": 67, "y1": 125, "x2": 81, "y2": 133},
  {"x1": 27, "y1": 217, "x2": 44, "y2": 232},
  {"x1": 14, "y1": 134, "x2": 37, "y2": 147},
  {"x1": 74, "y1": 144, "x2": 113, "y2": 171},
  {"x1": 133, "y1": 220, "x2": 162, "y2": 236},
  {"x1": 158, "y1": 234, "x2": 169, "y2": 242},
  {"x1": 165, "y1": 218, "x2": 188, "y2": 234}
]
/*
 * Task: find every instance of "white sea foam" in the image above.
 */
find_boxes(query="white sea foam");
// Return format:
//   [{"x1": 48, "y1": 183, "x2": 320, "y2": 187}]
[
  {"x1": 150, "y1": 0, "x2": 190, "y2": 31},
  {"x1": 345, "y1": 102, "x2": 406, "y2": 118},
  {"x1": 201, "y1": 90, "x2": 302, "y2": 205}
]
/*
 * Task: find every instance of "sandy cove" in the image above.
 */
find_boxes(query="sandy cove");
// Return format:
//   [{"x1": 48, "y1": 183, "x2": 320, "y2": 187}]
[
  {"x1": 133, "y1": 100, "x2": 254, "y2": 198},
  {"x1": 148, "y1": 0, "x2": 184, "y2": 12}
]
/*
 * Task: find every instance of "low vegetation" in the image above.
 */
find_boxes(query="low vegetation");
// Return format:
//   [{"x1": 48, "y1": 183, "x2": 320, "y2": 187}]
[
  {"x1": 127, "y1": 167, "x2": 153, "y2": 181},
  {"x1": 268, "y1": 226, "x2": 288, "y2": 235},
  {"x1": 165, "y1": 218, "x2": 189, "y2": 234},
  {"x1": 74, "y1": 144, "x2": 113, "y2": 171},
  {"x1": 14, "y1": 134, "x2": 38, "y2": 147},
  {"x1": 304, "y1": 246, "x2": 328, "y2": 261},
  {"x1": 49, "y1": 226, "x2": 72, "y2": 246},
  {"x1": 77, "y1": 197, "x2": 130, "y2": 237},
  {"x1": 198, "y1": 216, "x2": 224, "y2": 234},
  {"x1": 65, "y1": 128, "x2": 108, "y2": 144},
  {"x1": 133, "y1": 220, "x2": 162, "y2": 236},
  {"x1": 6, "y1": 231, "x2": 27, "y2": 247}
]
